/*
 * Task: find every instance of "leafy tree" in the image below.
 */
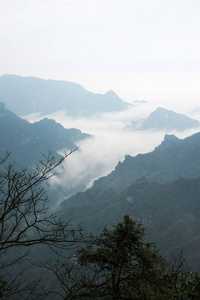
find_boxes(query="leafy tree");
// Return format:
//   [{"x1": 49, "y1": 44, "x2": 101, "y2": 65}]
[
  {"x1": 48, "y1": 215, "x2": 170, "y2": 299},
  {"x1": 0, "y1": 150, "x2": 83, "y2": 299},
  {"x1": 168, "y1": 271, "x2": 200, "y2": 299},
  {"x1": 164, "y1": 252, "x2": 200, "y2": 300},
  {"x1": 40, "y1": 216, "x2": 200, "y2": 299}
]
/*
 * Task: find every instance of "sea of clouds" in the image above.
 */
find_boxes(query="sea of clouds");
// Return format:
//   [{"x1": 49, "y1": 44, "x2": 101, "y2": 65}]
[{"x1": 22, "y1": 102, "x2": 200, "y2": 202}]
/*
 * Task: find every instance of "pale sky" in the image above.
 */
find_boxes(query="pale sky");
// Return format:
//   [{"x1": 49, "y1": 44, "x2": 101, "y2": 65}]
[{"x1": 0, "y1": 0, "x2": 200, "y2": 108}]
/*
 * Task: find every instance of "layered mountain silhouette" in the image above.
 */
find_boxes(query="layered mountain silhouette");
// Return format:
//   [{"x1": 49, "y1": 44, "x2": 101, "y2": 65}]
[
  {"x1": 0, "y1": 103, "x2": 90, "y2": 167},
  {"x1": 94, "y1": 132, "x2": 200, "y2": 189},
  {"x1": 58, "y1": 131, "x2": 200, "y2": 270},
  {"x1": 0, "y1": 74, "x2": 127, "y2": 116},
  {"x1": 2, "y1": 74, "x2": 200, "y2": 272},
  {"x1": 130, "y1": 107, "x2": 200, "y2": 131}
]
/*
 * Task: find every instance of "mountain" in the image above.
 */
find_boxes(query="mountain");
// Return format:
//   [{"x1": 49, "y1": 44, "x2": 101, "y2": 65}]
[
  {"x1": 94, "y1": 132, "x2": 200, "y2": 190},
  {"x1": 0, "y1": 102, "x2": 90, "y2": 167},
  {"x1": 59, "y1": 176, "x2": 200, "y2": 271},
  {"x1": 130, "y1": 107, "x2": 200, "y2": 131},
  {"x1": 57, "y1": 131, "x2": 200, "y2": 270},
  {"x1": 0, "y1": 74, "x2": 127, "y2": 116}
]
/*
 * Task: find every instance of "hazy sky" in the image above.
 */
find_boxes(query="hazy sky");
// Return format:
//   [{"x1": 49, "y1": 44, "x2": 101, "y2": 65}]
[{"x1": 1, "y1": 0, "x2": 200, "y2": 106}]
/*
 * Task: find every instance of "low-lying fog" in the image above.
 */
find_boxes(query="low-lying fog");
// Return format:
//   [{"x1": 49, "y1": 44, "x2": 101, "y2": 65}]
[{"x1": 22, "y1": 102, "x2": 200, "y2": 199}]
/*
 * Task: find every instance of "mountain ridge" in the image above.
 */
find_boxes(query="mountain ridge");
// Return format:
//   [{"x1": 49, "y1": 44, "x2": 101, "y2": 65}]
[
  {"x1": 0, "y1": 74, "x2": 128, "y2": 116},
  {"x1": 130, "y1": 107, "x2": 200, "y2": 131},
  {"x1": 94, "y1": 131, "x2": 200, "y2": 189},
  {"x1": 0, "y1": 102, "x2": 90, "y2": 167}
]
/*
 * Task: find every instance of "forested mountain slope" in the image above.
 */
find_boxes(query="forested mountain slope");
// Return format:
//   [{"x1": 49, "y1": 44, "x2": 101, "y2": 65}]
[
  {"x1": 94, "y1": 132, "x2": 200, "y2": 189},
  {"x1": 0, "y1": 102, "x2": 90, "y2": 167},
  {"x1": 59, "y1": 176, "x2": 200, "y2": 271},
  {"x1": 58, "y1": 131, "x2": 200, "y2": 270}
]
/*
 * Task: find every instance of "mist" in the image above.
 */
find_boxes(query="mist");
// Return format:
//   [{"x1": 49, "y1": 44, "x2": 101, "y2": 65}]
[{"x1": 22, "y1": 103, "x2": 200, "y2": 201}]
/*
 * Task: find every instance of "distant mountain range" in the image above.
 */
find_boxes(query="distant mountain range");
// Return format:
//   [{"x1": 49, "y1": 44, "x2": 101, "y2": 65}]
[
  {"x1": 130, "y1": 107, "x2": 200, "y2": 131},
  {"x1": 0, "y1": 102, "x2": 90, "y2": 167},
  {"x1": 2, "y1": 74, "x2": 200, "y2": 271},
  {"x1": 0, "y1": 74, "x2": 128, "y2": 116}
]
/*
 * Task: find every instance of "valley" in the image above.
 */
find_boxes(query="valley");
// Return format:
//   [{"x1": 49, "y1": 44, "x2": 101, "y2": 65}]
[{"x1": 1, "y1": 75, "x2": 200, "y2": 298}]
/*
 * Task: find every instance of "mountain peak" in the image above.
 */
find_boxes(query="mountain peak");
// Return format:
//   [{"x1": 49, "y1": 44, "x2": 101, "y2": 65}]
[
  {"x1": 104, "y1": 90, "x2": 122, "y2": 100},
  {"x1": 155, "y1": 107, "x2": 168, "y2": 112},
  {"x1": 131, "y1": 107, "x2": 200, "y2": 131},
  {"x1": 154, "y1": 134, "x2": 180, "y2": 151},
  {"x1": 104, "y1": 90, "x2": 117, "y2": 96},
  {"x1": 164, "y1": 133, "x2": 178, "y2": 142},
  {"x1": 0, "y1": 75, "x2": 127, "y2": 116}
]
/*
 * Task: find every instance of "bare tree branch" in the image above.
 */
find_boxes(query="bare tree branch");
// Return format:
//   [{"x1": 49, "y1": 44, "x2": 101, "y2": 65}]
[{"x1": 0, "y1": 149, "x2": 83, "y2": 299}]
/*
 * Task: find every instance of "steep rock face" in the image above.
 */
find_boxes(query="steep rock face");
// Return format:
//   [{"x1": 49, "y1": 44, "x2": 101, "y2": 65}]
[
  {"x1": 130, "y1": 107, "x2": 200, "y2": 131},
  {"x1": 0, "y1": 74, "x2": 127, "y2": 116},
  {"x1": 94, "y1": 131, "x2": 200, "y2": 189},
  {"x1": 154, "y1": 134, "x2": 180, "y2": 152},
  {"x1": 0, "y1": 102, "x2": 90, "y2": 167}
]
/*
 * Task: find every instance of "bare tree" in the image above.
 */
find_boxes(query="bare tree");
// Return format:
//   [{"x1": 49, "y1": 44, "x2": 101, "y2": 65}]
[{"x1": 0, "y1": 150, "x2": 83, "y2": 299}]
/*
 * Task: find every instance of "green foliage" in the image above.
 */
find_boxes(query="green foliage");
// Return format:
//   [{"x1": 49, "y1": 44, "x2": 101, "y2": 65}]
[
  {"x1": 165, "y1": 271, "x2": 200, "y2": 300},
  {"x1": 69, "y1": 217, "x2": 200, "y2": 299},
  {"x1": 69, "y1": 215, "x2": 169, "y2": 299}
]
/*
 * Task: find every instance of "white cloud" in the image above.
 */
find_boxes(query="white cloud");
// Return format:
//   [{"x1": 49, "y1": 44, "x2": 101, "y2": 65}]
[{"x1": 25, "y1": 105, "x2": 200, "y2": 196}]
